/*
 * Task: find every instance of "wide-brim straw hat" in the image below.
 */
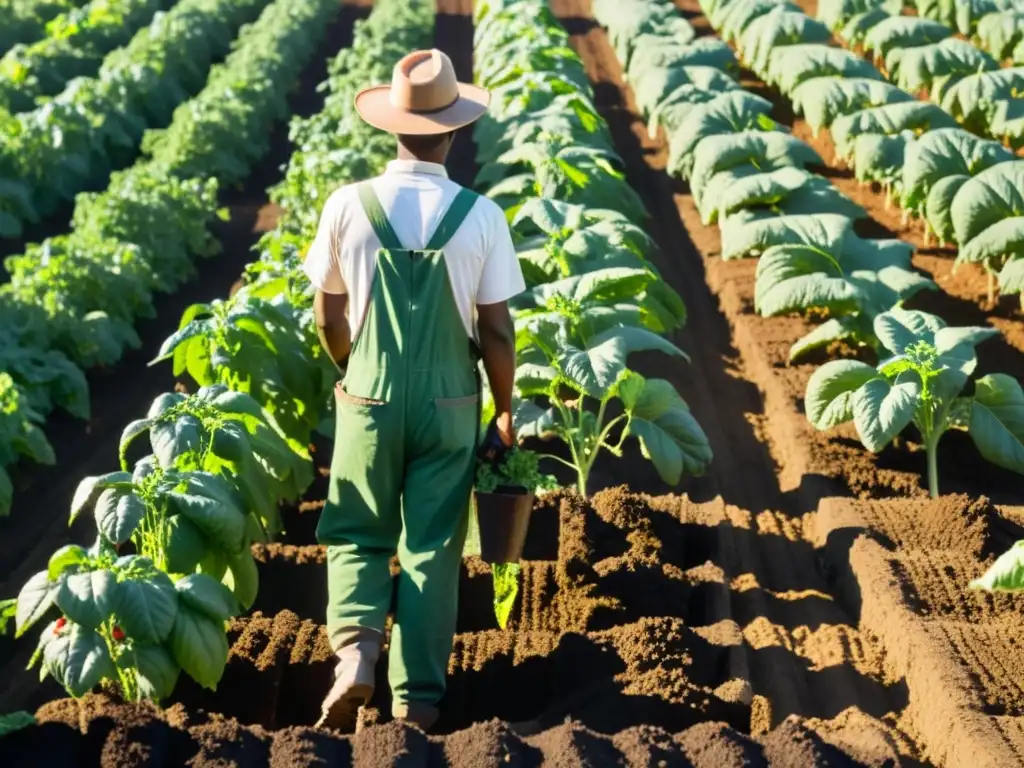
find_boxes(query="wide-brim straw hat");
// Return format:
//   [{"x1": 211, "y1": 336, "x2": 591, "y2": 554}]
[{"x1": 354, "y1": 49, "x2": 490, "y2": 135}]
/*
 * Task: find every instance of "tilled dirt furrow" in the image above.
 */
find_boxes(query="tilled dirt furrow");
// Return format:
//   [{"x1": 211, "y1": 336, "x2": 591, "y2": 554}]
[{"x1": 545, "y1": 2, "x2": 916, "y2": 753}]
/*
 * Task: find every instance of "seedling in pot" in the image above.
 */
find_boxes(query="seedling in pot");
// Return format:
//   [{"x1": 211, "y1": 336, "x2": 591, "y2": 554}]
[
  {"x1": 805, "y1": 308, "x2": 1024, "y2": 498},
  {"x1": 475, "y1": 447, "x2": 554, "y2": 630}
]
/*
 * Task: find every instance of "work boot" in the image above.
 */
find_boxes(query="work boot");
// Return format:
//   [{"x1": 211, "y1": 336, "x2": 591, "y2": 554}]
[
  {"x1": 392, "y1": 701, "x2": 439, "y2": 732},
  {"x1": 316, "y1": 627, "x2": 382, "y2": 731}
]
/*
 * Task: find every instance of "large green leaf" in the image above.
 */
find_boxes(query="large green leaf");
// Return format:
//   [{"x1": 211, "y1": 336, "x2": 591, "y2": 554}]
[
  {"x1": 15, "y1": 570, "x2": 56, "y2": 638},
  {"x1": 805, "y1": 359, "x2": 878, "y2": 429},
  {"x1": 688, "y1": 131, "x2": 823, "y2": 197},
  {"x1": 950, "y1": 161, "x2": 1024, "y2": 247},
  {"x1": 169, "y1": 603, "x2": 229, "y2": 691},
  {"x1": 54, "y1": 571, "x2": 118, "y2": 631},
  {"x1": 95, "y1": 489, "x2": 147, "y2": 545},
  {"x1": 999, "y1": 257, "x2": 1024, "y2": 295},
  {"x1": 969, "y1": 373, "x2": 1024, "y2": 475},
  {"x1": 113, "y1": 572, "x2": 178, "y2": 645},
  {"x1": 863, "y1": 16, "x2": 951, "y2": 61},
  {"x1": 626, "y1": 378, "x2": 713, "y2": 483},
  {"x1": 44, "y1": 623, "x2": 116, "y2": 698},
  {"x1": 942, "y1": 67, "x2": 1024, "y2": 124},
  {"x1": 958, "y1": 217, "x2": 1024, "y2": 270},
  {"x1": 719, "y1": 212, "x2": 852, "y2": 260},
  {"x1": 700, "y1": 168, "x2": 863, "y2": 225},
  {"x1": 175, "y1": 573, "x2": 240, "y2": 623},
  {"x1": 873, "y1": 308, "x2": 946, "y2": 354},
  {"x1": 830, "y1": 102, "x2": 958, "y2": 161},
  {"x1": 667, "y1": 91, "x2": 774, "y2": 179},
  {"x1": 888, "y1": 38, "x2": 996, "y2": 93},
  {"x1": 557, "y1": 327, "x2": 686, "y2": 398},
  {"x1": 755, "y1": 244, "x2": 861, "y2": 316},
  {"x1": 976, "y1": 10, "x2": 1024, "y2": 59},
  {"x1": 223, "y1": 548, "x2": 259, "y2": 611},
  {"x1": 791, "y1": 77, "x2": 912, "y2": 135},
  {"x1": 924, "y1": 173, "x2": 967, "y2": 243},
  {"x1": 134, "y1": 644, "x2": 181, "y2": 701},
  {"x1": 168, "y1": 489, "x2": 246, "y2": 555},
  {"x1": 970, "y1": 540, "x2": 1024, "y2": 592},
  {"x1": 767, "y1": 44, "x2": 883, "y2": 94},
  {"x1": 816, "y1": 0, "x2": 902, "y2": 30},
  {"x1": 852, "y1": 375, "x2": 920, "y2": 452},
  {"x1": 741, "y1": 7, "x2": 832, "y2": 74},
  {"x1": 901, "y1": 128, "x2": 1013, "y2": 213}
]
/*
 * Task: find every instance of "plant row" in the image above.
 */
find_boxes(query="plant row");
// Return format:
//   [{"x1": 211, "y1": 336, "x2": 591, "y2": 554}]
[
  {"x1": 592, "y1": 0, "x2": 1024, "y2": 500},
  {"x1": 821, "y1": 0, "x2": 1024, "y2": 151},
  {"x1": 0, "y1": 0, "x2": 435, "y2": 707},
  {"x1": 0, "y1": 0, "x2": 270, "y2": 241},
  {"x1": 0, "y1": 0, "x2": 342, "y2": 518},
  {"x1": 738, "y1": 0, "x2": 1024, "y2": 301},
  {"x1": 0, "y1": 0, "x2": 174, "y2": 115},
  {"x1": 818, "y1": 0, "x2": 1024, "y2": 59},
  {"x1": 0, "y1": 0, "x2": 88, "y2": 58},
  {"x1": 473, "y1": 0, "x2": 713, "y2": 497},
  {"x1": 751, "y1": 0, "x2": 1024, "y2": 305}
]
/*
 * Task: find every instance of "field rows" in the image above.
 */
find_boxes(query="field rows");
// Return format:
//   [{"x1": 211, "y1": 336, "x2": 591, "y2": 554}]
[{"x1": 1, "y1": 0, "x2": 1024, "y2": 765}]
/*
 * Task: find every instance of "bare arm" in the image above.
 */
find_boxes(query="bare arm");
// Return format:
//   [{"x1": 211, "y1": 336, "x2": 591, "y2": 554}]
[
  {"x1": 477, "y1": 301, "x2": 516, "y2": 445},
  {"x1": 313, "y1": 290, "x2": 351, "y2": 371}
]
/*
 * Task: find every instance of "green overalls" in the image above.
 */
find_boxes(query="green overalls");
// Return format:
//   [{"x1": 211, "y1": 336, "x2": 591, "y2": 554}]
[{"x1": 318, "y1": 182, "x2": 480, "y2": 712}]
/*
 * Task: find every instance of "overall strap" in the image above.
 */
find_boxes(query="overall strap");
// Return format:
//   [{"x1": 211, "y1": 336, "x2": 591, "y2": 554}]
[
  {"x1": 357, "y1": 183, "x2": 404, "y2": 250},
  {"x1": 426, "y1": 188, "x2": 479, "y2": 250}
]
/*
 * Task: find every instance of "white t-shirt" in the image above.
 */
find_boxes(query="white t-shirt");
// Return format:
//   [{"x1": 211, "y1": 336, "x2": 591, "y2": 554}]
[{"x1": 303, "y1": 159, "x2": 525, "y2": 342}]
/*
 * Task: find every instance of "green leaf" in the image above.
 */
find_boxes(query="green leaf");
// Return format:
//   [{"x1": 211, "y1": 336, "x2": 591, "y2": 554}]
[
  {"x1": 852, "y1": 376, "x2": 921, "y2": 452},
  {"x1": 176, "y1": 573, "x2": 240, "y2": 623},
  {"x1": 134, "y1": 644, "x2": 181, "y2": 702},
  {"x1": 969, "y1": 374, "x2": 1024, "y2": 475},
  {"x1": 970, "y1": 541, "x2": 1024, "y2": 592},
  {"x1": 95, "y1": 489, "x2": 146, "y2": 545},
  {"x1": 15, "y1": 571, "x2": 56, "y2": 638},
  {"x1": 170, "y1": 604, "x2": 229, "y2": 691},
  {"x1": 805, "y1": 359, "x2": 879, "y2": 429},
  {"x1": 54, "y1": 571, "x2": 117, "y2": 631},
  {"x1": 790, "y1": 316, "x2": 864, "y2": 361},
  {"x1": 223, "y1": 548, "x2": 259, "y2": 611},
  {"x1": 626, "y1": 378, "x2": 713, "y2": 483},
  {"x1": 492, "y1": 563, "x2": 520, "y2": 630},
  {"x1": 165, "y1": 515, "x2": 208, "y2": 575},
  {"x1": 168, "y1": 490, "x2": 246, "y2": 555},
  {"x1": 113, "y1": 573, "x2": 178, "y2": 645},
  {"x1": 151, "y1": 416, "x2": 203, "y2": 468},
  {"x1": 44, "y1": 623, "x2": 115, "y2": 698},
  {"x1": 150, "y1": 319, "x2": 215, "y2": 366},
  {"x1": 119, "y1": 419, "x2": 153, "y2": 467},
  {"x1": 47, "y1": 545, "x2": 90, "y2": 581},
  {"x1": 70, "y1": 472, "x2": 133, "y2": 526},
  {"x1": 0, "y1": 711, "x2": 35, "y2": 737}
]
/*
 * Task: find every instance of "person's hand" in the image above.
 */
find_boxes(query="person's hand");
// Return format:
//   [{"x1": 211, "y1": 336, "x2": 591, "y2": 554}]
[
  {"x1": 478, "y1": 414, "x2": 515, "y2": 467},
  {"x1": 495, "y1": 411, "x2": 515, "y2": 447}
]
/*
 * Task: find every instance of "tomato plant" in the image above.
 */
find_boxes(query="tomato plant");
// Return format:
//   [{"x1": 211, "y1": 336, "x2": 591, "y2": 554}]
[{"x1": 15, "y1": 542, "x2": 239, "y2": 700}]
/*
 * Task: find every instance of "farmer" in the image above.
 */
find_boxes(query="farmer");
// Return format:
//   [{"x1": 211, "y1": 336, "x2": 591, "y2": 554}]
[{"x1": 302, "y1": 49, "x2": 525, "y2": 732}]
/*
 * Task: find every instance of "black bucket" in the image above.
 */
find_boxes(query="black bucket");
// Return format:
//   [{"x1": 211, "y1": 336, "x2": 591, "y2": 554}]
[{"x1": 474, "y1": 486, "x2": 534, "y2": 564}]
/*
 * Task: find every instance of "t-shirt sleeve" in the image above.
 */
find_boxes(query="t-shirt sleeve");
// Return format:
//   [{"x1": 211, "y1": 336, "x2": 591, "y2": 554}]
[
  {"x1": 302, "y1": 192, "x2": 347, "y2": 295},
  {"x1": 476, "y1": 202, "x2": 525, "y2": 305}
]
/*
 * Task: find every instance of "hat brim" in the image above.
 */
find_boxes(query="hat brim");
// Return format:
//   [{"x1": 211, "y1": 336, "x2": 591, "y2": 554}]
[{"x1": 354, "y1": 82, "x2": 490, "y2": 135}]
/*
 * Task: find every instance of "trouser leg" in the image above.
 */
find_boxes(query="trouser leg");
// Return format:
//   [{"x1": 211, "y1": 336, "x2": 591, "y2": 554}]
[
  {"x1": 317, "y1": 398, "x2": 402, "y2": 729},
  {"x1": 387, "y1": 397, "x2": 477, "y2": 728}
]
